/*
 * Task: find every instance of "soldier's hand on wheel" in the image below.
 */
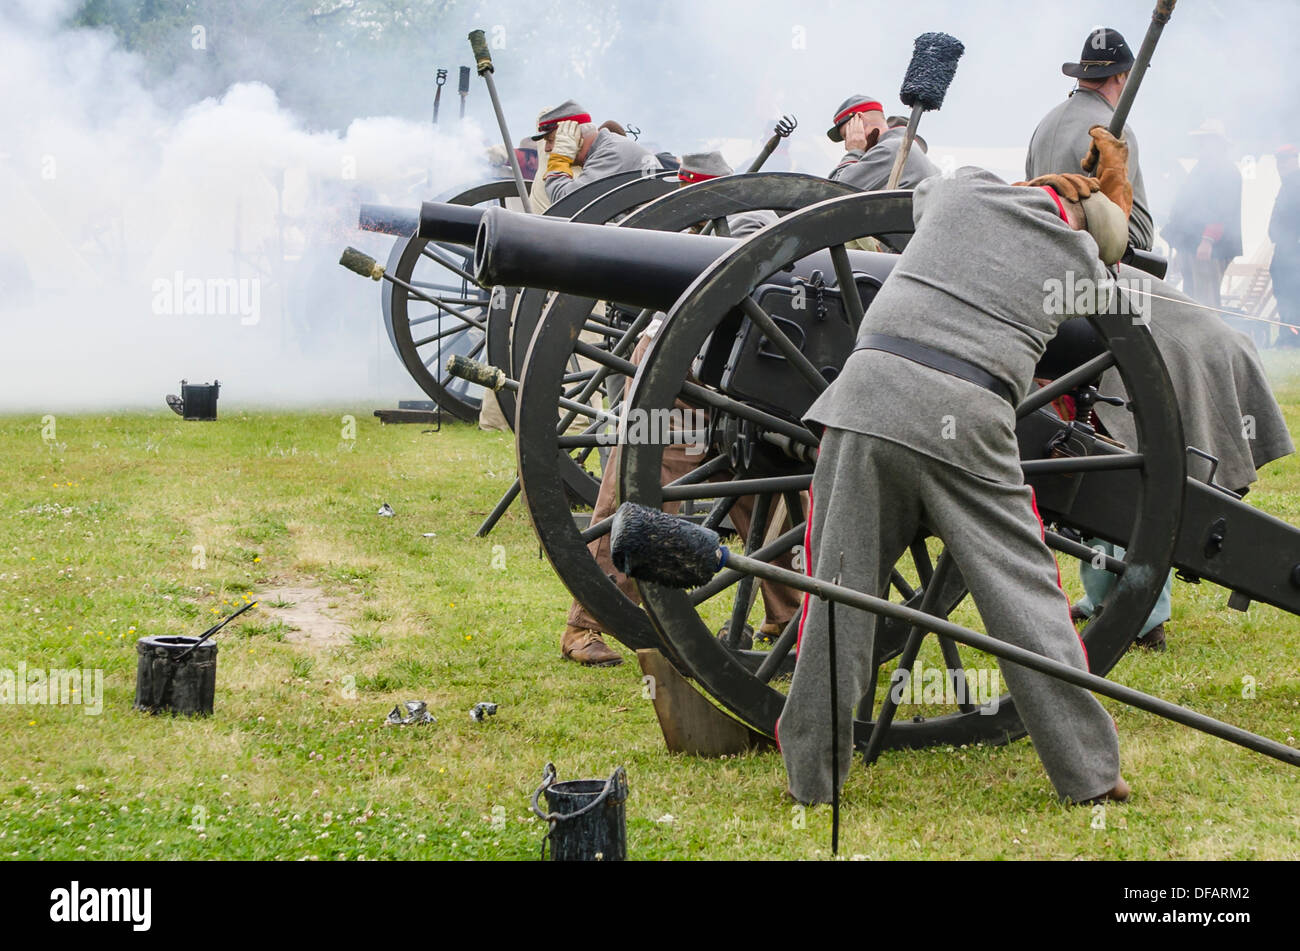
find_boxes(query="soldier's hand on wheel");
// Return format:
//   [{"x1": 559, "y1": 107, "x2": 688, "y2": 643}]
[
  {"x1": 843, "y1": 114, "x2": 869, "y2": 152},
  {"x1": 551, "y1": 120, "x2": 582, "y2": 160}
]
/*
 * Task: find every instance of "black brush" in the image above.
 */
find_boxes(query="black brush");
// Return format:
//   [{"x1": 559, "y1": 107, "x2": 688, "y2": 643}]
[
  {"x1": 610, "y1": 502, "x2": 724, "y2": 589},
  {"x1": 899, "y1": 32, "x2": 965, "y2": 111},
  {"x1": 887, "y1": 32, "x2": 965, "y2": 189}
]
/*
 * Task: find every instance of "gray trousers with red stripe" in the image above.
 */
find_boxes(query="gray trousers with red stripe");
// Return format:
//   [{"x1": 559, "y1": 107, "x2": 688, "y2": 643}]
[{"x1": 777, "y1": 427, "x2": 1121, "y2": 804}]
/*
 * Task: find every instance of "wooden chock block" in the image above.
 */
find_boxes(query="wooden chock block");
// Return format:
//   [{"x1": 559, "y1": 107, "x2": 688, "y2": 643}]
[{"x1": 636, "y1": 649, "x2": 775, "y2": 757}]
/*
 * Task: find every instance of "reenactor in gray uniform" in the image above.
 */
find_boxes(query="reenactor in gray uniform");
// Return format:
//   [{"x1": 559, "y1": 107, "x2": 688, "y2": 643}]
[
  {"x1": 561, "y1": 152, "x2": 795, "y2": 667},
  {"x1": 827, "y1": 95, "x2": 939, "y2": 251},
  {"x1": 532, "y1": 99, "x2": 663, "y2": 205},
  {"x1": 827, "y1": 95, "x2": 939, "y2": 191},
  {"x1": 778, "y1": 128, "x2": 1136, "y2": 807},
  {"x1": 1026, "y1": 27, "x2": 1155, "y2": 251}
]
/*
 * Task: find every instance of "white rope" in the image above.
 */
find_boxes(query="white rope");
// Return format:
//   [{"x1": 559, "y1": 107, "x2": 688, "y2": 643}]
[{"x1": 1114, "y1": 283, "x2": 1300, "y2": 333}]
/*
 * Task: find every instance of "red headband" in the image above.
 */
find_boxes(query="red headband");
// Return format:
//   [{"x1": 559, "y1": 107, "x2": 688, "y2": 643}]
[
  {"x1": 538, "y1": 112, "x2": 592, "y2": 131},
  {"x1": 834, "y1": 101, "x2": 884, "y2": 127},
  {"x1": 678, "y1": 170, "x2": 719, "y2": 184}
]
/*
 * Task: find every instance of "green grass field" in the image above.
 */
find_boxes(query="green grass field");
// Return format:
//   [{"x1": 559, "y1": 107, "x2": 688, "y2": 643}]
[{"x1": 3, "y1": 363, "x2": 1299, "y2": 860}]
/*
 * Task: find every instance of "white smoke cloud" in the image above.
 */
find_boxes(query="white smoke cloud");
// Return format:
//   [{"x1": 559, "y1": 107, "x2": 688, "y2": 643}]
[{"x1": 1, "y1": 1, "x2": 494, "y2": 412}]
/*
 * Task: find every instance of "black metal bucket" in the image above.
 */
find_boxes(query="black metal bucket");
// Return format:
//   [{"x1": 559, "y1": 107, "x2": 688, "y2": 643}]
[
  {"x1": 531, "y1": 763, "x2": 628, "y2": 861},
  {"x1": 180, "y1": 380, "x2": 220, "y2": 421},
  {"x1": 133, "y1": 635, "x2": 218, "y2": 715}
]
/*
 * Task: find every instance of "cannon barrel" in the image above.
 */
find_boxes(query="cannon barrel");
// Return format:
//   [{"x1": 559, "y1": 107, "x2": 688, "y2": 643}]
[
  {"x1": 473, "y1": 206, "x2": 738, "y2": 311},
  {"x1": 472, "y1": 206, "x2": 905, "y2": 312},
  {"x1": 418, "y1": 202, "x2": 488, "y2": 245}
]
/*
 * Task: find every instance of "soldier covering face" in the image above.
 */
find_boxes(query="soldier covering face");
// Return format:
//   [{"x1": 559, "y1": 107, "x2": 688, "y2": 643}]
[{"x1": 532, "y1": 99, "x2": 664, "y2": 206}]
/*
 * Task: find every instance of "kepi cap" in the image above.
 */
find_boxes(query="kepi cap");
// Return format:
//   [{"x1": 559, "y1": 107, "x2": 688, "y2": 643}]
[
  {"x1": 827, "y1": 95, "x2": 885, "y2": 142},
  {"x1": 531, "y1": 99, "x2": 593, "y2": 140},
  {"x1": 678, "y1": 151, "x2": 733, "y2": 183}
]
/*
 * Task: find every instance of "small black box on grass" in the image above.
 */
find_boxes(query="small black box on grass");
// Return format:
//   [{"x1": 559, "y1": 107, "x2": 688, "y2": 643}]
[
  {"x1": 134, "y1": 635, "x2": 218, "y2": 716},
  {"x1": 180, "y1": 380, "x2": 220, "y2": 420}
]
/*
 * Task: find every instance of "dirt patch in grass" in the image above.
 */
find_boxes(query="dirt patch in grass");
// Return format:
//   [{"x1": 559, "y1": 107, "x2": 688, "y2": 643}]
[{"x1": 262, "y1": 583, "x2": 351, "y2": 648}]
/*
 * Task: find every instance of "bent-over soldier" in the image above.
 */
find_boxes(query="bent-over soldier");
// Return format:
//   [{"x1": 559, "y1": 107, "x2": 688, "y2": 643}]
[{"x1": 779, "y1": 128, "x2": 1136, "y2": 806}]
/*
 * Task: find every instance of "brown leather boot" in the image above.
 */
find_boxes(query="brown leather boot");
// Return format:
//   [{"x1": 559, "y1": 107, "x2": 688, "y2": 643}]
[
  {"x1": 1077, "y1": 775, "x2": 1130, "y2": 805},
  {"x1": 561, "y1": 625, "x2": 623, "y2": 667},
  {"x1": 1129, "y1": 623, "x2": 1167, "y2": 652}
]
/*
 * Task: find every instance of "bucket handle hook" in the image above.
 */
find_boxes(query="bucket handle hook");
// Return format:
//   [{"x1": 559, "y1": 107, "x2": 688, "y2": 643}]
[{"x1": 530, "y1": 763, "x2": 627, "y2": 824}]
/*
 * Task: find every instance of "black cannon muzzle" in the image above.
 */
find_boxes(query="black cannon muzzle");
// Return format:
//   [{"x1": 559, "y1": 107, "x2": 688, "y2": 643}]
[
  {"x1": 418, "y1": 202, "x2": 488, "y2": 245},
  {"x1": 357, "y1": 201, "x2": 489, "y2": 247}
]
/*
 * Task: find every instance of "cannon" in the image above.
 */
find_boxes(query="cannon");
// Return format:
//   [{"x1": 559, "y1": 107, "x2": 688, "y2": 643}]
[
  {"x1": 349, "y1": 169, "x2": 814, "y2": 544},
  {"x1": 474, "y1": 187, "x2": 1300, "y2": 758},
  {"x1": 364, "y1": 179, "x2": 528, "y2": 422},
  {"x1": 353, "y1": 170, "x2": 680, "y2": 425},
  {"x1": 397, "y1": 168, "x2": 818, "y2": 534}
]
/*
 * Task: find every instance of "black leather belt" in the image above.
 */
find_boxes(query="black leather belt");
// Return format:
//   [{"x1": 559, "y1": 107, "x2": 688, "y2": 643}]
[{"x1": 854, "y1": 333, "x2": 1016, "y2": 405}]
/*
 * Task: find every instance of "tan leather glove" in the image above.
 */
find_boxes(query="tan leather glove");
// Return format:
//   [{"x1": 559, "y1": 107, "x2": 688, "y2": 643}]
[
  {"x1": 546, "y1": 120, "x2": 582, "y2": 177},
  {"x1": 1081, "y1": 125, "x2": 1133, "y2": 218},
  {"x1": 1080, "y1": 192, "x2": 1128, "y2": 265},
  {"x1": 1018, "y1": 172, "x2": 1100, "y2": 204}
]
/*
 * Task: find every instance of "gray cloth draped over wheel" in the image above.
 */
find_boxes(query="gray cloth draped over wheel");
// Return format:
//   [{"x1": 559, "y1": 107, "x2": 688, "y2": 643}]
[{"x1": 1093, "y1": 268, "x2": 1294, "y2": 491}]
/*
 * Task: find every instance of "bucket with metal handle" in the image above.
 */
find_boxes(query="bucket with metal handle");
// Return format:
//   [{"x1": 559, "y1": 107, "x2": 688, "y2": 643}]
[
  {"x1": 530, "y1": 762, "x2": 628, "y2": 861},
  {"x1": 133, "y1": 635, "x2": 218, "y2": 715}
]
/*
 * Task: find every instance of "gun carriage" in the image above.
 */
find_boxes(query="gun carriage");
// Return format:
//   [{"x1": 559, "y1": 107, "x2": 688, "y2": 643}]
[{"x1": 471, "y1": 186, "x2": 1300, "y2": 756}]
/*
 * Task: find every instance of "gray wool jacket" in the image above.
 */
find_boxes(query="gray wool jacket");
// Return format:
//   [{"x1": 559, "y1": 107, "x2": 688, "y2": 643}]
[
  {"x1": 805, "y1": 167, "x2": 1108, "y2": 482},
  {"x1": 1025, "y1": 87, "x2": 1154, "y2": 251},
  {"x1": 545, "y1": 129, "x2": 661, "y2": 203},
  {"x1": 829, "y1": 127, "x2": 939, "y2": 191}
]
